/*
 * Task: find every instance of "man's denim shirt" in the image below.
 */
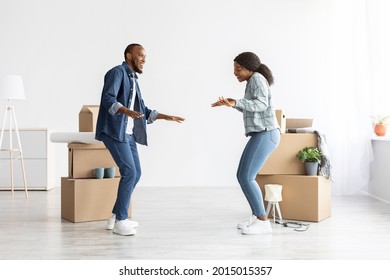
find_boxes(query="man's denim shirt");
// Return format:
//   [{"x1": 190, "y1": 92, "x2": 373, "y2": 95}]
[{"x1": 95, "y1": 62, "x2": 158, "y2": 145}]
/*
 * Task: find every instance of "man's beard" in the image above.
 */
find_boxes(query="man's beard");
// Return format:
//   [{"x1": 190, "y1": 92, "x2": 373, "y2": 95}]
[{"x1": 132, "y1": 58, "x2": 143, "y2": 74}]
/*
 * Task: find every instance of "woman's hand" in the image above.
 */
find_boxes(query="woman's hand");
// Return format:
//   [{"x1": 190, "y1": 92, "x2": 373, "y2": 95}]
[{"x1": 211, "y1": 96, "x2": 236, "y2": 107}]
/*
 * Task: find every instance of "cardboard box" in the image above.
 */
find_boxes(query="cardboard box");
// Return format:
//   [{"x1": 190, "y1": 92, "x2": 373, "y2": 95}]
[
  {"x1": 275, "y1": 109, "x2": 286, "y2": 133},
  {"x1": 61, "y1": 177, "x2": 132, "y2": 223},
  {"x1": 286, "y1": 118, "x2": 313, "y2": 129},
  {"x1": 79, "y1": 105, "x2": 100, "y2": 132},
  {"x1": 68, "y1": 143, "x2": 119, "y2": 179},
  {"x1": 257, "y1": 175, "x2": 331, "y2": 222},
  {"x1": 259, "y1": 133, "x2": 318, "y2": 175}
]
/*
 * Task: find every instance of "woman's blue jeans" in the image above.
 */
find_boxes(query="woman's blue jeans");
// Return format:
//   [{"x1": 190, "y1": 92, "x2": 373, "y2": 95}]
[
  {"x1": 100, "y1": 133, "x2": 141, "y2": 221},
  {"x1": 237, "y1": 129, "x2": 280, "y2": 217}
]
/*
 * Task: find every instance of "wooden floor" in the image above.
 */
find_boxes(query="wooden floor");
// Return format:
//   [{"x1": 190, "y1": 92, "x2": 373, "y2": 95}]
[{"x1": 1, "y1": 186, "x2": 390, "y2": 260}]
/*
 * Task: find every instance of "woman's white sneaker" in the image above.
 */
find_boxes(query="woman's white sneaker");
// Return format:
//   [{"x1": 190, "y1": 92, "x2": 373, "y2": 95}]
[
  {"x1": 237, "y1": 215, "x2": 257, "y2": 229},
  {"x1": 241, "y1": 219, "x2": 272, "y2": 235},
  {"x1": 113, "y1": 220, "x2": 137, "y2": 236}
]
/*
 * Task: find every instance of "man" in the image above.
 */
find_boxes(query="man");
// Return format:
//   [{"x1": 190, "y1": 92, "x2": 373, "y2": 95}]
[{"x1": 95, "y1": 43, "x2": 185, "y2": 236}]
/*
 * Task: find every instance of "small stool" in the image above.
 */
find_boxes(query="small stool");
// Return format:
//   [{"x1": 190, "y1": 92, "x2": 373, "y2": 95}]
[{"x1": 264, "y1": 184, "x2": 283, "y2": 224}]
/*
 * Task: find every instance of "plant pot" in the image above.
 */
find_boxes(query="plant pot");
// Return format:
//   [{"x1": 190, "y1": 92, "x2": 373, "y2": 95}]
[
  {"x1": 374, "y1": 124, "x2": 387, "y2": 136},
  {"x1": 305, "y1": 162, "x2": 318, "y2": 176}
]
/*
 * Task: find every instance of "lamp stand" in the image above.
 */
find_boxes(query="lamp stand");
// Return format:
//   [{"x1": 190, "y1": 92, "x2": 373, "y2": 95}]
[{"x1": 0, "y1": 100, "x2": 28, "y2": 198}]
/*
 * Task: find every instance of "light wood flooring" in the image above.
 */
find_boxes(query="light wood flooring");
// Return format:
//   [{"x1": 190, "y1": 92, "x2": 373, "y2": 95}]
[{"x1": 1, "y1": 186, "x2": 390, "y2": 260}]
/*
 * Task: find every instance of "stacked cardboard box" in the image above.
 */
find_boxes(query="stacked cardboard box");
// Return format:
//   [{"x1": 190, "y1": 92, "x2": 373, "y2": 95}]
[
  {"x1": 61, "y1": 106, "x2": 131, "y2": 223},
  {"x1": 61, "y1": 177, "x2": 123, "y2": 223},
  {"x1": 68, "y1": 143, "x2": 119, "y2": 179},
  {"x1": 257, "y1": 111, "x2": 331, "y2": 222}
]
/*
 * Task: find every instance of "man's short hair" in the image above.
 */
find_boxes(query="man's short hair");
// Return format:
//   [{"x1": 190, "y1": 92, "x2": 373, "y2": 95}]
[{"x1": 124, "y1": 43, "x2": 143, "y2": 60}]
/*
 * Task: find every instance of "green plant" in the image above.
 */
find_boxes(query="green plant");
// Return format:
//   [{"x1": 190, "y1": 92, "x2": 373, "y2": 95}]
[
  {"x1": 371, "y1": 115, "x2": 390, "y2": 125},
  {"x1": 296, "y1": 146, "x2": 321, "y2": 163}
]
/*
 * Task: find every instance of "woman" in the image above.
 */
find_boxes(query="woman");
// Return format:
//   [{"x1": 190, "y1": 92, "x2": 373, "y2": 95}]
[{"x1": 211, "y1": 52, "x2": 280, "y2": 235}]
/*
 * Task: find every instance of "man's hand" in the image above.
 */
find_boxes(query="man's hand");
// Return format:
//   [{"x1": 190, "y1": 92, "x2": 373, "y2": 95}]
[
  {"x1": 157, "y1": 113, "x2": 185, "y2": 123},
  {"x1": 119, "y1": 106, "x2": 144, "y2": 119},
  {"x1": 127, "y1": 109, "x2": 144, "y2": 119},
  {"x1": 211, "y1": 96, "x2": 236, "y2": 107},
  {"x1": 166, "y1": 115, "x2": 185, "y2": 123}
]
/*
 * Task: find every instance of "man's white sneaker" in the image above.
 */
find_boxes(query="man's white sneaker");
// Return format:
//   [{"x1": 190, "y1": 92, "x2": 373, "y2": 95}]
[
  {"x1": 241, "y1": 219, "x2": 272, "y2": 235},
  {"x1": 113, "y1": 220, "x2": 137, "y2": 236},
  {"x1": 237, "y1": 215, "x2": 257, "y2": 229},
  {"x1": 107, "y1": 214, "x2": 139, "y2": 230},
  {"x1": 106, "y1": 214, "x2": 116, "y2": 230},
  {"x1": 126, "y1": 219, "x2": 139, "y2": 228}
]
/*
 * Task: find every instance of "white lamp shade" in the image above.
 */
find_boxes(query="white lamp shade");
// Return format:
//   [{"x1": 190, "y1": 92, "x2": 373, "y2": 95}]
[
  {"x1": 0, "y1": 75, "x2": 26, "y2": 100},
  {"x1": 265, "y1": 184, "x2": 283, "y2": 202}
]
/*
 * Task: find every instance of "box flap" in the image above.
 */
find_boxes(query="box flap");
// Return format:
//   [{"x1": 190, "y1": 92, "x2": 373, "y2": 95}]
[
  {"x1": 275, "y1": 109, "x2": 286, "y2": 133},
  {"x1": 79, "y1": 105, "x2": 100, "y2": 114},
  {"x1": 68, "y1": 143, "x2": 106, "y2": 149},
  {"x1": 286, "y1": 118, "x2": 313, "y2": 129},
  {"x1": 79, "y1": 105, "x2": 100, "y2": 132}
]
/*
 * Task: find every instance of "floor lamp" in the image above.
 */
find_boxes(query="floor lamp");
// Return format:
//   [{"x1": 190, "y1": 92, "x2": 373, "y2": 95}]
[{"x1": 0, "y1": 75, "x2": 28, "y2": 198}]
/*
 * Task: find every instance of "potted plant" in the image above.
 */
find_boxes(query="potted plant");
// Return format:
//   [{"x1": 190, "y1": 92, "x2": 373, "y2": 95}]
[
  {"x1": 371, "y1": 115, "x2": 390, "y2": 136},
  {"x1": 296, "y1": 146, "x2": 321, "y2": 175}
]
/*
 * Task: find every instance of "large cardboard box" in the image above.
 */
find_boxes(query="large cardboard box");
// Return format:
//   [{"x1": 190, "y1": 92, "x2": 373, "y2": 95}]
[
  {"x1": 257, "y1": 175, "x2": 331, "y2": 222},
  {"x1": 79, "y1": 105, "x2": 99, "y2": 132},
  {"x1": 61, "y1": 177, "x2": 132, "y2": 223},
  {"x1": 68, "y1": 143, "x2": 119, "y2": 179},
  {"x1": 259, "y1": 133, "x2": 317, "y2": 175},
  {"x1": 275, "y1": 109, "x2": 286, "y2": 134}
]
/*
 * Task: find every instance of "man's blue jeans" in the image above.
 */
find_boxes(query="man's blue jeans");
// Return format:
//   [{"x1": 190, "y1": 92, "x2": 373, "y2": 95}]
[
  {"x1": 237, "y1": 129, "x2": 280, "y2": 217},
  {"x1": 100, "y1": 133, "x2": 141, "y2": 221}
]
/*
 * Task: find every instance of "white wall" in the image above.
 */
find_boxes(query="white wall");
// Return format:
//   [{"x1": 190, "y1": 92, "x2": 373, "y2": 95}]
[{"x1": 0, "y1": 0, "x2": 331, "y2": 187}]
